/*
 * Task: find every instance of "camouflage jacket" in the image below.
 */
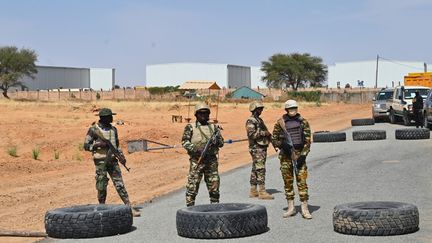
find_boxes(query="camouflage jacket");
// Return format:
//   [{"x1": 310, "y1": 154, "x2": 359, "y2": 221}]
[
  {"x1": 245, "y1": 115, "x2": 271, "y2": 149},
  {"x1": 271, "y1": 113, "x2": 311, "y2": 156},
  {"x1": 84, "y1": 122, "x2": 122, "y2": 159},
  {"x1": 182, "y1": 122, "x2": 224, "y2": 158}
]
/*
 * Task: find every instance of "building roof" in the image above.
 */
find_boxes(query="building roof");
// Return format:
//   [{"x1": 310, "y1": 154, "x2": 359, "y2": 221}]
[
  {"x1": 179, "y1": 80, "x2": 221, "y2": 90},
  {"x1": 231, "y1": 86, "x2": 265, "y2": 99}
]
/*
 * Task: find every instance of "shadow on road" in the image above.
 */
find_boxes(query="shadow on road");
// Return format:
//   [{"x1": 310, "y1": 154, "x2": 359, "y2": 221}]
[{"x1": 266, "y1": 188, "x2": 283, "y2": 195}]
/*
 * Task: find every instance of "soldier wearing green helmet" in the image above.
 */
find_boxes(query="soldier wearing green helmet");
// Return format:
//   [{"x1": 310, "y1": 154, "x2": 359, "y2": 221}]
[
  {"x1": 181, "y1": 103, "x2": 224, "y2": 206},
  {"x1": 245, "y1": 101, "x2": 273, "y2": 200},
  {"x1": 84, "y1": 108, "x2": 140, "y2": 217}
]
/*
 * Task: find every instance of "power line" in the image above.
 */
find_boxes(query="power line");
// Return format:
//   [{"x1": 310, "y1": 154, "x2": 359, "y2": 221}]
[{"x1": 378, "y1": 56, "x2": 425, "y2": 71}]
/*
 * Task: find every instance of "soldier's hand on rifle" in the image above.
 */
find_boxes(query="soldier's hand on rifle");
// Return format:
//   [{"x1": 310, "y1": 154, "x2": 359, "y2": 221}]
[{"x1": 94, "y1": 140, "x2": 108, "y2": 149}]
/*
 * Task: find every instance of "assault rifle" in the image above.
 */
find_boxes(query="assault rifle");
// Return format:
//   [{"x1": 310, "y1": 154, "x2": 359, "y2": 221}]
[
  {"x1": 92, "y1": 129, "x2": 131, "y2": 172},
  {"x1": 277, "y1": 119, "x2": 299, "y2": 176},
  {"x1": 195, "y1": 126, "x2": 222, "y2": 170}
]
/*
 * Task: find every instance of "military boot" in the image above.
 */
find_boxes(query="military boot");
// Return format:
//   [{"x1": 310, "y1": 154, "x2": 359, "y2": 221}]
[
  {"x1": 301, "y1": 201, "x2": 312, "y2": 219},
  {"x1": 249, "y1": 185, "x2": 259, "y2": 198},
  {"x1": 283, "y1": 200, "x2": 296, "y2": 218},
  {"x1": 258, "y1": 185, "x2": 274, "y2": 200}
]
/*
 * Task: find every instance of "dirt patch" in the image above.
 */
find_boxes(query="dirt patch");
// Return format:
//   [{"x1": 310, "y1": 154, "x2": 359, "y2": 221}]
[{"x1": 0, "y1": 100, "x2": 371, "y2": 241}]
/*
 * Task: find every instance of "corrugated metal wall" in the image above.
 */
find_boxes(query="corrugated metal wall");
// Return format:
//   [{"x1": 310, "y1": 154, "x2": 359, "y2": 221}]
[
  {"x1": 18, "y1": 66, "x2": 114, "y2": 91},
  {"x1": 20, "y1": 66, "x2": 90, "y2": 90},
  {"x1": 227, "y1": 65, "x2": 250, "y2": 89}
]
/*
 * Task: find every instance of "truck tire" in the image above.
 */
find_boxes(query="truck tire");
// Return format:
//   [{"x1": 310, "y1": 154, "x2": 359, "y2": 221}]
[
  {"x1": 395, "y1": 128, "x2": 430, "y2": 140},
  {"x1": 402, "y1": 111, "x2": 411, "y2": 126},
  {"x1": 45, "y1": 204, "x2": 133, "y2": 239},
  {"x1": 313, "y1": 132, "x2": 346, "y2": 142},
  {"x1": 424, "y1": 114, "x2": 430, "y2": 129},
  {"x1": 389, "y1": 109, "x2": 396, "y2": 124},
  {"x1": 176, "y1": 203, "x2": 268, "y2": 239},
  {"x1": 351, "y1": 118, "x2": 375, "y2": 126},
  {"x1": 352, "y1": 130, "x2": 386, "y2": 141},
  {"x1": 333, "y1": 201, "x2": 419, "y2": 236}
]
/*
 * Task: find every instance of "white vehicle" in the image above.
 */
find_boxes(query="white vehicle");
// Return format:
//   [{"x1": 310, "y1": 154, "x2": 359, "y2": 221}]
[{"x1": 387, "y1": 86, "x2": 430, "y2": 125}]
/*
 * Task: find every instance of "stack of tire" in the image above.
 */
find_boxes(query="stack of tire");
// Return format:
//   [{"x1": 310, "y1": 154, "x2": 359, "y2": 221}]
[{"x1": 350, "y1": 118, "x2": 387, "y2": 141}]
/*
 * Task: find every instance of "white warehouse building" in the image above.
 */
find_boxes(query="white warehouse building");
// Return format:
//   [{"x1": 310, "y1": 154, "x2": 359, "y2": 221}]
[
  {"x1": 146, "y1": 63, "x2": 267, "y2": 89},
  {"x1": 19, "y1": 66, "x2": 115, "y2": 91},
  {"x1": 328, "y1": 59, "x2": 430, "y2": 88}
]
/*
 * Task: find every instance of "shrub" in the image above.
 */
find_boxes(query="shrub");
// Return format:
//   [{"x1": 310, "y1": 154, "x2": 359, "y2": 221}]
[
  {"x1": 32, "y1": 148, "x2": 40, "y2": 160},
  {"x1": 286, "y1": 90, "x2": 322, "y2": 102},
  {"x1": 54, "y1": 150, "x2": 60, "y2": 160},
  {"x1": 7, "y1": 146, "x2": 18, "y2": 157},
  {"x1": 96, "y1": 92, "x2": 101, "y2": 100}
]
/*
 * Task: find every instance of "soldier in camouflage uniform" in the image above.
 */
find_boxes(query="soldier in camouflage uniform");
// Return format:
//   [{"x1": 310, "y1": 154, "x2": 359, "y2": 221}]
[
  {"x1": 271, "y1": 100, "x2": 312, "y2": 219},
  {"x1": 246, "y1": 101, "x2": 274, "y2": 200},
  {"x1": 182, "y1": 103, "x2": 224, "y2": 207},
  {"x1": 84, "y1": 108, "x2": 140, "y2": 217}
]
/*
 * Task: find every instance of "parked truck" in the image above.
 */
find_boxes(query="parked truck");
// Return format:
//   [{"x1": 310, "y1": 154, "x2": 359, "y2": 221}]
[{"x1": 386, "y1": 86, "x2": 430, "y2": 125}]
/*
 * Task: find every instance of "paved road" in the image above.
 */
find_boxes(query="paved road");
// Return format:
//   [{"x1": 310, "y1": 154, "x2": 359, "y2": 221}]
[{"x1": 50, "y1": 122, "x2": 432, "y2": 243}]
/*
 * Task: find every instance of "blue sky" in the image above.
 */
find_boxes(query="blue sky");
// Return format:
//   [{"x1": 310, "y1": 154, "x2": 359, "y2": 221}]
[{"x1": 1, "y1": 0, "x2": 431, "y2": 87}]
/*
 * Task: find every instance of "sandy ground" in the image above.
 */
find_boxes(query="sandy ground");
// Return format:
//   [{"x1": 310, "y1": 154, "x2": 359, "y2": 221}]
[{"x1": 0, "y1": 100, "x2": 371, "y2": 242}]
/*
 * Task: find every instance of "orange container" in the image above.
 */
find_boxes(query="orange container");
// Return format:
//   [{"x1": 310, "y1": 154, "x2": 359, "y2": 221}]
[{"x1": 404, "y1": 72, "x2": 432, "y2": 87}]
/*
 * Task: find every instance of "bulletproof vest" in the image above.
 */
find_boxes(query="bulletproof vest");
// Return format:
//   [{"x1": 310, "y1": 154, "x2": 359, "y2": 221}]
[
  {"x1": 191, "y1": 123, "x2": 215, "y2": 150},
  {"x1": 247, "y1": 116, "x2": 270, "y2": 147},
  {"x1": 285, "y1": 118, "x2": 304, "y2": 147},
  {"x1": 92, "y1": 124, "x2": 117, "y2": 160}
]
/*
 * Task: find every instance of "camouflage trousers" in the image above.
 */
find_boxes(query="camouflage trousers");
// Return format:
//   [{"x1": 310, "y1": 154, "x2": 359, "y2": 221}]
[
  {"x1": 249, "y1": 147, "x2": 268, "y2": 186},
  {"x1": 186, "y1": 156, "x2": 220, "y2": 207},
  {"x1": 279, "y1": 150, "x2": 309, "y2": 202},
  {"x1": 94, "y1": 159, "x2": 130, "y2": 204}
]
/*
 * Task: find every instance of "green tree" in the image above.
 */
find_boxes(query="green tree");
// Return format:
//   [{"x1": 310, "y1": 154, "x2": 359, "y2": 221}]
[
  {"x1": 261, "y1": 53, "x2": 327, "y2": 90},
  {"x1": 0, "y1": 46, "x2": 38, "y2": 98}
]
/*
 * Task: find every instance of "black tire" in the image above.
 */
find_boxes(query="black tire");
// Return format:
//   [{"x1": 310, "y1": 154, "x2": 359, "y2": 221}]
[
  {"x1": 176, "y1": 203, "x2": 268, "y2": 239},
  {"x1": 45, "y1": 204, "x2": 133, "y2": 239},
  {"x1": 352, "y1": 130, "x2": 386, "y2": 141},
  {"x1": 389, "y1": 109, "x2": 396, "y2": 124},
  {"x1": 424, "y1": 113, "x2": 430, "y2": 129},
  {"x1": 333, "y1": 201, "x2": 419, "y2": 236},
  {"x1": 351, "y1": 118, "x2": 375, "y2": 126},
  {"x1": 395, "y1": 128, "x2": 430, "y2": 140},
  {"x1": 313, "y1": 132, "x2": 346, "y2": 142}
]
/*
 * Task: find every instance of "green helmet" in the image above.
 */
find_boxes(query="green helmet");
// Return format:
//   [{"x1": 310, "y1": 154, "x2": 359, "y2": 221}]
[
  {"x1": 194, "y1": 103, "x2": 210, "y2": 115},
  {"x1": 97, "y1": 108, "x2": 117, "y2": 117},
  {"x1": 249, "y1": 101, "x2": 264, "y2": 112}
]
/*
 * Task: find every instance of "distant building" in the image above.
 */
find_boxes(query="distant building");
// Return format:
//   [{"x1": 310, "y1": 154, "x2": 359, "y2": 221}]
[
  {"x1": 146, "y1": 63, "x2": 260, "y2": 89},
  {"x1": 328, "y1": 59, "x2": 431, "y2": 88},
  {"x1": 18, "y1": 65, "x2": 115, "y2": 91},
  {"x1": 231, "y1": 86, "x2": 265, "y2": 99}
]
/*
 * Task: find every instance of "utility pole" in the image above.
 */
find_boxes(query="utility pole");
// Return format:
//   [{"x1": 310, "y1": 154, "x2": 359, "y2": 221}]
[
  {"x1": 375, "y1": 54, "x2": 379, "y2": 88},
  {"x1": 424, "y1": 62, "x2": 427, "y2": 72}
]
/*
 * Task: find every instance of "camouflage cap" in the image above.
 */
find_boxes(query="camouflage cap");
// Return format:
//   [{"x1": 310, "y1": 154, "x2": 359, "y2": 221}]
[
  {"x1": 249, "y1": 101, "x2": 264, "y2": 112},
  {"x1": 97, "y1": 108, "x2": 117, "y2": 117},
  {"x1": 194, "y1": 103, "x2": 210, "y2": 115}
]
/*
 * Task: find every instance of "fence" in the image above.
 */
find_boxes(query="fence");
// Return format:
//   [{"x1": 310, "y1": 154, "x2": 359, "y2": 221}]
[{"x1": 2, "y1": 87, "x2": 380, "y2": 104}]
